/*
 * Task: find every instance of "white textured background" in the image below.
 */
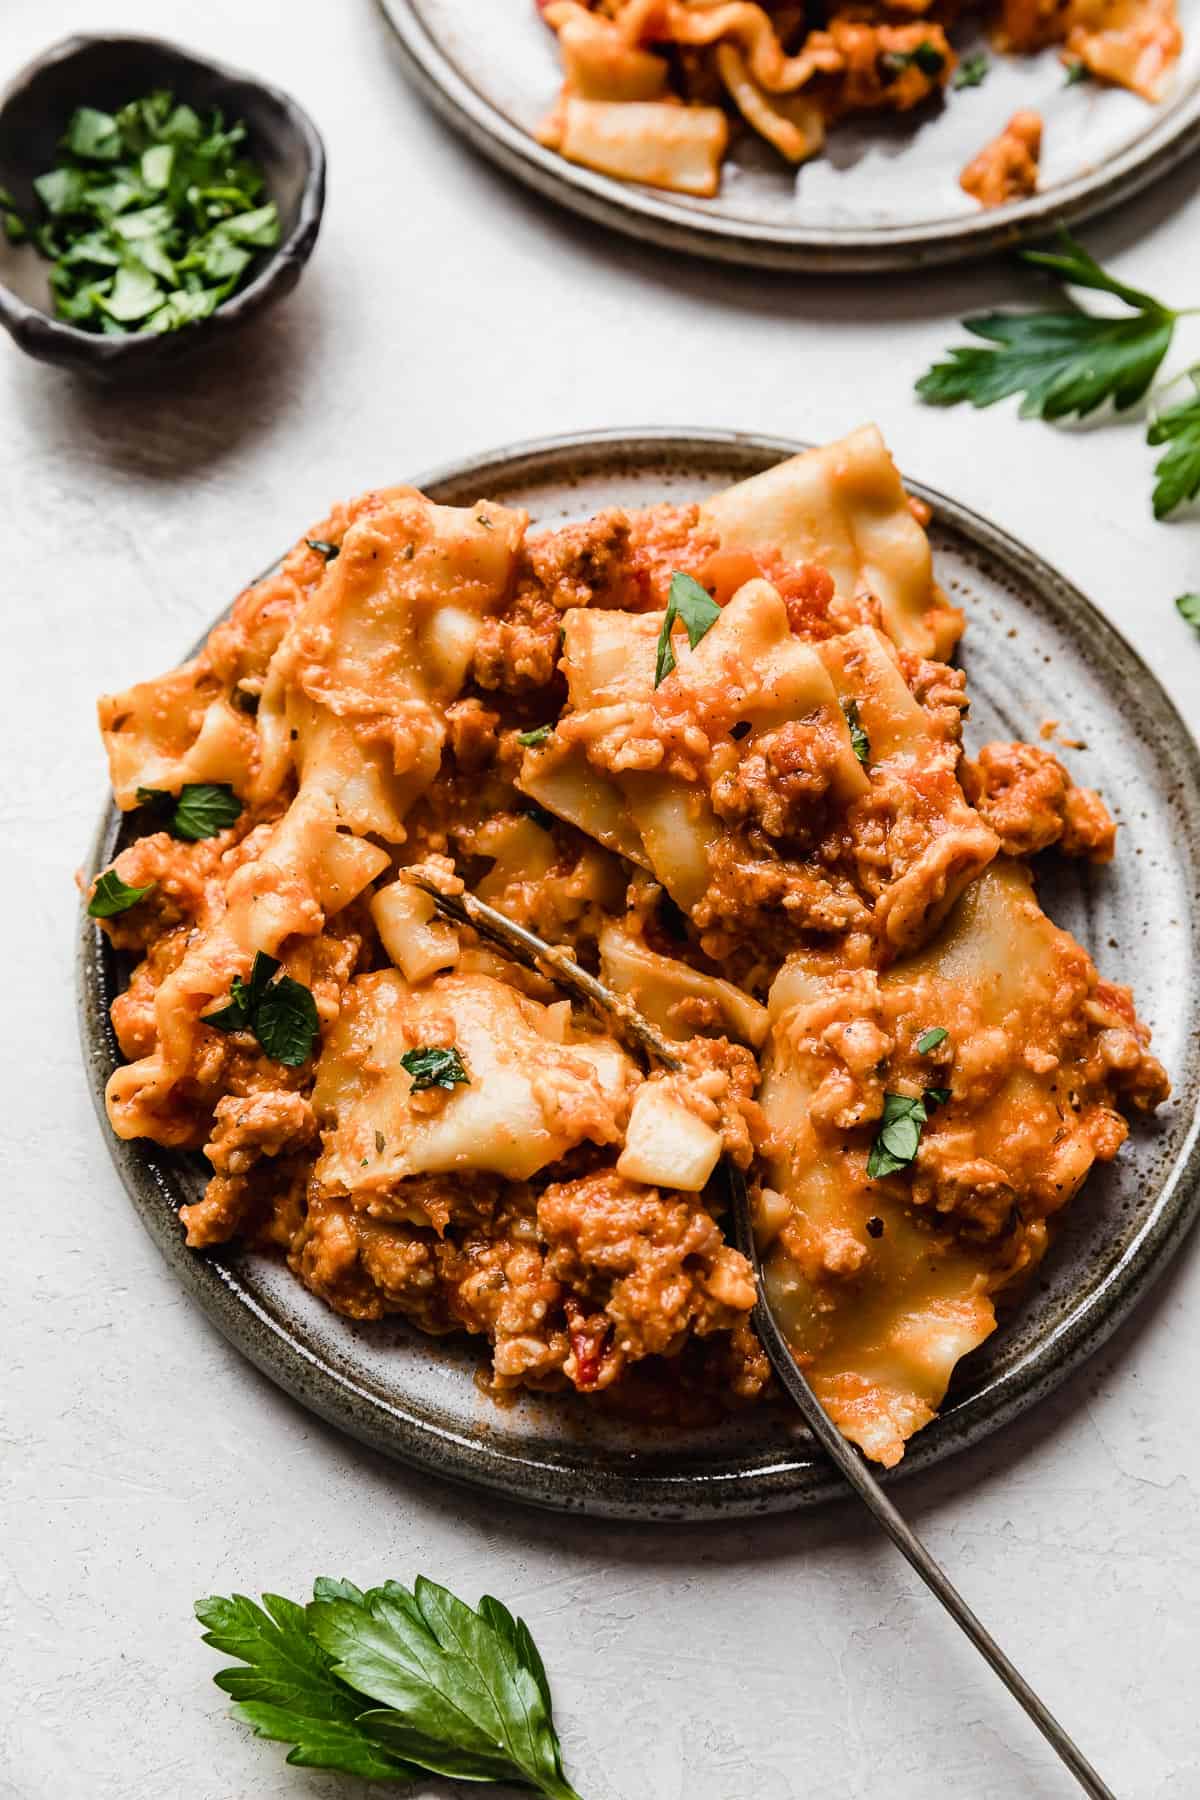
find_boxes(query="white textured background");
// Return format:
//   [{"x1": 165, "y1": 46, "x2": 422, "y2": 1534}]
[{"x1": 3, "y1": 4, "x2": 1200, "y2": 1798}]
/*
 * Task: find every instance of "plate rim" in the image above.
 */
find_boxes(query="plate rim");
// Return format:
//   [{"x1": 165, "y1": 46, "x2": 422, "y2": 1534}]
[
  {"x1": 77, "y1": 425, "x2": 1200, "y2": 1520},
  {"x1": 374, "y1": 0, "x2": 1200, "y2": 272}
]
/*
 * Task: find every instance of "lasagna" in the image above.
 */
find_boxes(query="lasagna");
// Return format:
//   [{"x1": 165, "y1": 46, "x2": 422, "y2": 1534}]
[
  {"x1": 89, "y1": 426, "x2": 1168, "y2": 1466},
  {"x1": 534, "y1": 0, "x2": 1183, "y2": 203}
]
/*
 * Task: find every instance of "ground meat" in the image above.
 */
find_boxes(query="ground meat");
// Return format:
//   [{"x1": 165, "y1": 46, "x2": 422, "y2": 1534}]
[
  {"x1": 538, "y1": 1170, "x2": 756, "y2": 1387},
  {"x1": 961, "y1": 741, "x2": 1117, "y2": 861},
  {"x1": 523, "y1": 509, "x2": 632, "y2": 611},
  {"x1": 960, "y1": 110, "x2": 1042, "y2": 207},
  {"x1": 205, "y1": 1089, "x2": 316, "y2": 1177},
  {"x1": 290, "y1": 1194, "x2": 452, "y2": 1329},
  {"x1": 711, "y1": 720, "x2": 837, "y2": 840},
  {"x1": 444, "y1": 698, "x2": 500, "y2": 772},
  {"x1": 471, "y1": 588, "x2": 563, "y2": 693},
  {"x1": 694, "y1": 832, "x2": 869, "y2": 959}
]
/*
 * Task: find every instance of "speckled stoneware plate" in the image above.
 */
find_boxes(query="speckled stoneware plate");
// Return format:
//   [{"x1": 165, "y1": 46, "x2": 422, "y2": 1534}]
[
  {"x1": 375, "y1": 0, "x2": 1200, "y2": 272},
  {"x1": 79, "y1": 429, "x2": 1200, "y2": 1519}
]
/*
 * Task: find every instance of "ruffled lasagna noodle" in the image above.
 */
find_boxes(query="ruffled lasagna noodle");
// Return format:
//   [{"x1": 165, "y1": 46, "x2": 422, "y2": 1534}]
[
  {"x1": 90, "y1": 425, "x2": 1168, "y2": 1461},
  {"x1": 534, "y1": 0, "x2": 1182, "y2": 203}
]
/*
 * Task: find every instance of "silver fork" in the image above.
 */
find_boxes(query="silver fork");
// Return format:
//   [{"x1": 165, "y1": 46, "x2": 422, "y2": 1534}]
[{"x1": 407, "y1": 874, "x2": 1118, "y2": 1800}]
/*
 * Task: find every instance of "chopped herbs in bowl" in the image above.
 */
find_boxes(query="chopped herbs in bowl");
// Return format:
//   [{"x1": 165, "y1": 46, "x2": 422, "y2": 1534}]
[
  {"x1": 5, "y1": 90, "x2": 281, "y2": 336},
  {"x1": 0, "y1": 34, "x2": 325, "y2": 372}
]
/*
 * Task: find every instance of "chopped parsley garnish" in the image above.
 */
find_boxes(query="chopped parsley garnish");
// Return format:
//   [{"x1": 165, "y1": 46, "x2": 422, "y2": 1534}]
[
  {"x1": 0, "y1": 185, "x2": 26, "y2": 243},
  {"x1": 195, "y1": 1575, "x2": 583, "y2": 1796},
  {"x1": 88, "y1": 868, "x2": 155, "y2": 918},
  {"x1": 867, "y1": 1088, "x2": 949, "y2": 1179},
  {"x1": 841, "y1": 698, "x2": 871, "y2": 765},
  {"x1": 15, "y1": 89, "x2": 279, "y2": 336},
  {"x1": 401, "y1": 1046, "x2": 470, "y2": 1092},
  {"x1": 306, "y1": 539, "x2": 340, "y2": 561},
  {"x1": 517, "y1": 725, "x2": 553, "y2": 747},
  {"x1": 952, "y1": 51, "x2": 990, "y2": 88},
  {"x1": 1063, "y1": 56, "x2": 1092, "y2": 84},
  {"x1": 915, "y1": 1026, "x2": 949, "y2": 1054},
  {"x1": 654, "y1": 571, "x2": 721, "y2": 687},
  {"x1": 137, "y1": 782, "x2": 242, "y2": 840},
  {"x1": 1176, "y1": 592, "x2": 1200, "y2": 633},
  {"x1": 880, "y1": 42, "x2": 945, "y2": 80},
  {"x1": 204, "y1": 951, "x2": 319, "y2": 1067}
]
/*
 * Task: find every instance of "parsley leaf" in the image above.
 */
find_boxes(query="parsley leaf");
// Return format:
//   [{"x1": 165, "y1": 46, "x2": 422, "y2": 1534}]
[
  {"x1": 1148, "y1": 373, "x2": 1200, "y2": 518},
  {"x1": 952, "y1": 51, "x2": 990, "y2": 88},
  {"x1": 195, "y1": 1591, "x2": 416, "y2": 1782},
  {"x1": 867, "y1": 1090, "x2": 946, "y2": 1179},
  {"x1": 517, "y1": 725, "x2": 553, "y2": 747},
  {"x1": 88, "y1": 868, "x2": 156, "y2": 918},
  {"x1": 0, "y1": 184, "x2": 26, "y2": 243},
  {"x1": 204, "y1": 952, "x2": 278, "y2": 1034},
  {"x1": 915, "y1": 1026, "x2": 948, "y2": 1054},
  {"x1": 841, "y1": 698, "x2": 871, "y2": 766},
  {"x1": 255, "y1": 974, "x2": 321, "y2": 1067},
  {"x1": 197, "y1": 1577, "x2": 584, "y2": 1798},
  {"x1": 1063, "y1": 56, "x2": 1092, "y2": 84},
  {"x1": 880, "y1": 42, "x2": 945, "y2": 79},
  {"x1": 64, "y1": 106, "x2": 123, "y2": 161},
  {"x1": 170, "y1": 783, "x2": 243, "y2": 841},
  {"x1": 654, "y1": 571, "x2": 721, "y2": 686},
  {"x1": 306, "y1": 538, "x2": 340, "y2": 561},
  {"x1": 917, "y1": 232, "x2": 1176, "y2": 422},
  {"x1": 204, "y1": 952, "x2": 319, "y2": 1066},
  {"x1": 401, "y1": 1046, "x2": 470, "y2": 1092},
  {"x1": 1176, "y1": 593, "x2": 1200, "y2": 632}
]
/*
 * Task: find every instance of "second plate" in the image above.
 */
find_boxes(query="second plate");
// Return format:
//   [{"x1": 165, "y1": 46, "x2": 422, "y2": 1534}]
[{"x1": 377, "y1": 0, "x2": 1200, "y2": 272}]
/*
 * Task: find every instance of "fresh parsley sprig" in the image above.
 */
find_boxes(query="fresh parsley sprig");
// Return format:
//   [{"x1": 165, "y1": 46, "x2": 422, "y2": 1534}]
[
  {"x1": 917, "y1": 234, "x2": 1200, "y2": 523},
  {"x1": 1147, "y1": 370, "x2": 1200, "y2": 519},
  {"x1": 654, "y1": 571, "x2": 721, "y2": 687},
  {"x1": 204, "y1": 951, "x2": 319, "y2": 1067},
  {"x1": 196, "y1": 1576, "x2": 585, "y2": 1798}
]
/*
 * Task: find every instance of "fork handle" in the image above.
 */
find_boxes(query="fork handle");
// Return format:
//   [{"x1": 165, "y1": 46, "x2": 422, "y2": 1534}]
[{"x1": 737, "y1": 1202, "x2": 1116, "y2": 1800}]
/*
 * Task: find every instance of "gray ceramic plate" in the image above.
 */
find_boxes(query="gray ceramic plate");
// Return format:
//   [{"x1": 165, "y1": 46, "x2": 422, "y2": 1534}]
[
  {"x1": 79, "y1": 429, "x2": 1200, "y2": 1519},
  {"x1": 376, "y1": 0, "x2": 1200, "y2": 272}
]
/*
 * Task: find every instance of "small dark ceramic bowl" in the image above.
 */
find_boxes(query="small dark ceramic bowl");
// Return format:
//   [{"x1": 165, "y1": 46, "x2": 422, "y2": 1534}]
[{"x1": 0, "y1": 34, "x2": 325, "y2": 375}]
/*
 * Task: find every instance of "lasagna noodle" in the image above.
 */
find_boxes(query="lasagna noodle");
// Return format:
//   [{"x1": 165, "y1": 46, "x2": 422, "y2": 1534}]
[
  {"x1": 105, "y1": 789, "x2": 389, "y2": 1142},
  {"x1": 757, "y1": 859, "x2": 1130, "y2": 1465},
  {"x1": 701, "y1": 426, "x2": 951, "y2": 658},
  {"x1": 314, "y1": 970, "x2": 637, "y2": 1194},
  {"x1": 258, "y1": 493, "x2": 526, "y2": 839}
]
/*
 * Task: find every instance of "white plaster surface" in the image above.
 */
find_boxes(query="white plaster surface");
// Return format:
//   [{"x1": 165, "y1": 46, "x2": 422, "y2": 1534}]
[{"x1": 3, "y1": 4, "x2": 1200, "y2": 1797}]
